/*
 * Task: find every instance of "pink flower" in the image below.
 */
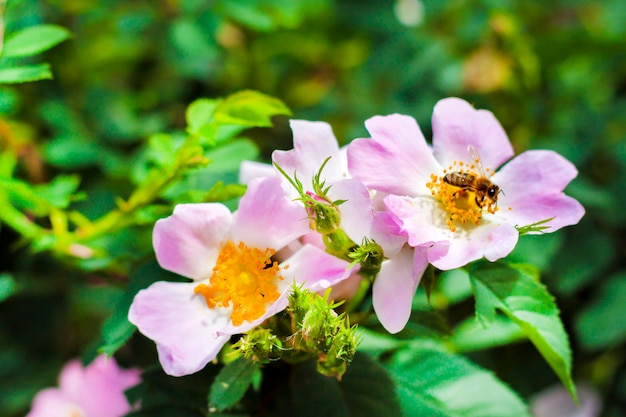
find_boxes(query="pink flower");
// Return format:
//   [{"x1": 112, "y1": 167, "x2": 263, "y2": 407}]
[
  {"x1": 348, "y1": 97, "x2": 585, "y2": 270},
  {"x1": 26, "y1": 355, "x2": 140, "y2": 417},
  {"x1": 270, "y1": 120, "x2": 426, "y2": 334},
  {"x1": 128, "y1": 177, "x2": 352, "y2": 376},
  {"x1": 530, "y1": 383, "x2": 602, "y2": 417}
]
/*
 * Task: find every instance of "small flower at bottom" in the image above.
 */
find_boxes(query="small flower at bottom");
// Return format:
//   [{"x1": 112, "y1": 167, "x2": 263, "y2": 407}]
[
  {"x1": 26, "y1": 355, "x2": 140, "y2": 417},
  {"x1": 128, "y1": 177, "x2": 353, "y2": 376},
  {"x1": 348, "y1": 97, "x2": 585, "y2": 270}
]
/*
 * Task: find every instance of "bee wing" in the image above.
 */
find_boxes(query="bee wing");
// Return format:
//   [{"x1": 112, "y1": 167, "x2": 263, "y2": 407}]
[{"x1": 467, "y1": 145, "x2": 488, "y2": 177}]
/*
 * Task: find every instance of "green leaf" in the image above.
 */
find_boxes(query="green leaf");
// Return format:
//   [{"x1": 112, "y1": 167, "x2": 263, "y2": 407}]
[
  {"x1": 209, "y1": 358, "x2": 259, "y2": 412},
  {"x1": 434, "y1": 268, "x2": 473, "y2": 307},
  {"x1": 214, "y1": 90, "x2": 291, "y2": 128},
  {"x1": 289, "y1": 352, "x2": 402, "y2": 417},
  {"x1": 186, "y1": 98, "x2": 219, "y2": 131},
  {"x1": 0, "y1": 273, "x2": 17, "y2": 303},
  {"x1": 574, "y1": 272, "x2": 626, "y2": 350},
  {"x1": 2, "y1": 24, "x2": 71, "y2": 58},
  {"x1": 35, "y1": 175, "x2": 83, "y2": 209},
  {"x1": 125, "y1": 365, "x2": 219, "y2": 416},
  {"x1": 452, "y1": 315, "x2": 526, "y2": 352},
  {"x1": 469, "y1": 262, "x2": 576, "y2": 401},
  {"x1": 0, "y1": 64, "x2": 52, "y2": 84},
  {"x1": 163, "y1": 139, "x2": 258, "y2": 201},
  {"x1": 387, "y1": 345, "x2": 531, "y2": 417}
]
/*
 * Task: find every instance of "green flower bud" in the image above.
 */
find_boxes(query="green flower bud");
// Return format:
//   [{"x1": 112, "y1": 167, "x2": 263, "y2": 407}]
[{"x1": 234, "y1": 327, "x2": 282, "y2": 363}]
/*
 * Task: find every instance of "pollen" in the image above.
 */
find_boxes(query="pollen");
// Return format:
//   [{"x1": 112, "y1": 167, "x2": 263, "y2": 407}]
[
  {"x1": 194, "y1": 241, "x2": 282, "y2": 326},
  {"x1": 426, "y1": 163, "x2": 491, "y2": 232}
]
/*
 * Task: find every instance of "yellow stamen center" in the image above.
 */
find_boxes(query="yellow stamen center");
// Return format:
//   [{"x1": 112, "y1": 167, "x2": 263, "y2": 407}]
[
  {"x1": 425, "y1": 161, "x2": 499, "y2": 233},
  {"x1": 194, "y1": 241, "x2": 282, "y2": 326}
]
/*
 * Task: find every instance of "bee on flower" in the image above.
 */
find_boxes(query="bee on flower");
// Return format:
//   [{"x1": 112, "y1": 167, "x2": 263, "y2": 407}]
[{"x1": 347, "y1": 97, "x2": 585, "y2": 270}]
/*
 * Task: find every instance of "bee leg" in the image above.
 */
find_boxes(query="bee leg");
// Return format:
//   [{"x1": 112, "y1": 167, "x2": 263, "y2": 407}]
[{"x1": 452, "y1": 188, "x2": 466, "y2": 199}]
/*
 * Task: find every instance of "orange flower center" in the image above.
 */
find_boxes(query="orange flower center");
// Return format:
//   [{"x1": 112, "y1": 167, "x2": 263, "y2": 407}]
[
  {"x1": 194, "y1": 241, "x2": 282, "y2": 326},
  {"x1": 425, "y1": 160, "x2": 499, "y2": 232}
]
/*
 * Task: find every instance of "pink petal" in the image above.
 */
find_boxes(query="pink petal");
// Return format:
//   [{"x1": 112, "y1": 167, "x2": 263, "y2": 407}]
[
  {"x1": 491, "y1": 150, "x2": 584, "y2": 232},
  {"x1": 280, "y1": 244, "x2": 353, "y2": 292},
  {"x1": 74, "y1": 356, "x2": 140, "y2": 417},
  {"x1": 383, "y1": 194, "x2": 451, "y2": 247},
  {"x1": 492, "y1": 150, "x2": 579, "y2": 196},
  {"x1": 272, "y1": 120, "x2": 344, "y2": 183},
  {"x1": 231, "y1": 177, "x2": 310, "y2": 250},
  {"x1": 370, "y1": 210, "x2": 408, "y2": 258},
  {"x1": 128, "y1": 281, "x2": 230, "y2": 376},
  {"x1": 326, "y1": 178, "x2": 374, "y2": 244},
  {"x1": 432, "y1": 97, "x2": 514, "y2": 171},
  {"x1": 531, "y1": 383, "x2": 602, "y2": 417},
  {"x1": 56, "y1": 360, "x2": 83, "y2": 404},
  {"x1": 373, "y1": 246, "x2": 427, "y2": 333},
  {"x1": 27, "y1": 389, "x2": 80, "y2": 417},
  {"x1": 496, "y1": 194, "x2": 584, "y2": 233},
  {"x1": 327, "y1": 271, "x2": 364, "y2": 301},
  {"x1": 239, "y1": 160, "x2": 275, "y2": 184},
  {"x1": 430, "y1": 221, "x2": 519, "y2": 270},
  {"x1": 153, "y1": 203, "x2": 232, "y2": 280},
  {"x1": 347, "y1": 114, "x2": 440, "y2": 196}
]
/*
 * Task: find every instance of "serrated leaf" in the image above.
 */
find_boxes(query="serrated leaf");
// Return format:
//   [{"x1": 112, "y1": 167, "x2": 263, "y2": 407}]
[
  {"x1": 469, "y1": 262, "x2": 576, "y2": 401},
  {"x1": 452, "y1": 315, "x2": 526, "y2": 352},
  {"x1": 387, "y1": 346, "x2": 531, "y2": 417},
  {"x1": 214, "y1": 90, "x2": 291, "y2": 128},
  {"x1": 290, "y1": 352, "x2": 401, "y2": 417},
  {"x1": 2, "y1": 24, "x2": 71, "y2": 58},
  {"x1": 209, "y1": 358, "x2": 259, "y2": 412},
  {"x1": 0, "y1": 63, "x2": 52, "y2": 84}
]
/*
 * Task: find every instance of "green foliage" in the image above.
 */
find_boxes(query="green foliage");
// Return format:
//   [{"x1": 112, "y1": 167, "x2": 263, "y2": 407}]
[
  {"x1": 125, "y1": 366, "x2": 219, "y2": 417},
  {"x1": 0, "y1": 0, "x2": 623, "y2": 415},
  {"x1": 387, "y1": 345, "x2": 531, "y2": 417},
  {"x1": 209, "y1": 358, "x2": 260, "y2": 412},
  {"x1": 289, "y1": 353, "x2": 401, "y2": 417},
  {"x1": 469, "y1": 262, "x2": 576, "y2": 400},
  {"x1": 574, "y1": 272, "x2": 626, "y2": 351},
  {"x1": 2, "y1": 24, "x2": 70, "y2": 58},
  {"x1": 0, "y1": 63, "x2": 52, "y2": 83},
  {"x1": 0, "y1": 273, "x2": 16, "y2": 302},
  {"x1": 0, "y1": 23, "x2": 70, "y2": 83}
]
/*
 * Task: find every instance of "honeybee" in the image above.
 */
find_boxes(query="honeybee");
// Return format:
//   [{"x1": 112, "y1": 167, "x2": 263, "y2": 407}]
[{"x1": 443, "y1": 145, "x2": 501, "y2": 210}]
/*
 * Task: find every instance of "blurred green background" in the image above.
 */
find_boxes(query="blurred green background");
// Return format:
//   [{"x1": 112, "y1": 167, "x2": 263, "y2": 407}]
[{"x1": 1, "y1": 0, "x2": 625, "y2": 416}]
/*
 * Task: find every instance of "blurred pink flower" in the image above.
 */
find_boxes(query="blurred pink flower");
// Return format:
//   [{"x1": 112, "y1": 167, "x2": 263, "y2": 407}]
[
  {"x1": 26, "y1": 355, "x2": 140, "y2": 417},
  {"x1": 348, "y1": 97, "x2": 585, "y2": 270},
  {"x1": 129, "y1": 177, "x2": 352, "y2": 376},
  {"x1": 530, "y1": 383, "x2": 602, "y2": 417}
]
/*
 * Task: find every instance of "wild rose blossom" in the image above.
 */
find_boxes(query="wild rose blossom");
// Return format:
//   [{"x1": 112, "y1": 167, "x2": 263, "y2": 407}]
[
  {"x1": 241, "y1": 119, "x2": 427, "y2": 333},
  {"x1": 26, "y1": 355, "x2": 140, "y2": 417},
  {"x1": 129, "y1": 176, "x2": 352, "y2": 376},
  {"x1": 348, "y1": 97, "x2": 585, "y2": 270}
]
